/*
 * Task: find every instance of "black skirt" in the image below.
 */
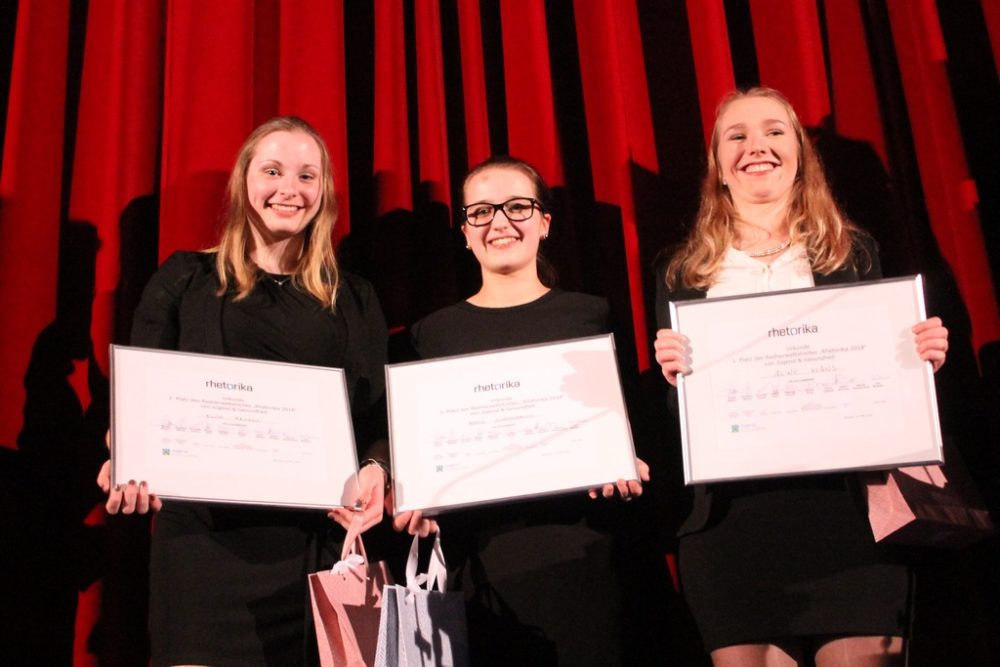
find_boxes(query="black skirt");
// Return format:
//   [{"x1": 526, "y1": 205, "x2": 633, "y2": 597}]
[
  {"x1": 678, "y1": 476, "x2": 910, "y2": 651},
  {"x1": 149, "y1": 501, "x2": 338, "y2": 667}
]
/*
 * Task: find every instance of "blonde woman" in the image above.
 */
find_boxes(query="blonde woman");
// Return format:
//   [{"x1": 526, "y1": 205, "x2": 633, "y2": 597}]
[
  {"x1": 98, "y1": 117, "x2": 389, "y2": 666},
  {"x1": 654, "y1": 88, "x2": 948, "y2": 667}
]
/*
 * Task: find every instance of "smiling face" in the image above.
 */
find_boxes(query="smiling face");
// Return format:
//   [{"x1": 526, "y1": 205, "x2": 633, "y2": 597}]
[
  {"x1": 245, "y1": 130, "x2": 323, "y2": 244},
  {"x1": 715, "y1": 95, "x2": 800, "y2": 209},
  {"x1": 462, "y1": 166, "x2": 551, "y2": 278}
]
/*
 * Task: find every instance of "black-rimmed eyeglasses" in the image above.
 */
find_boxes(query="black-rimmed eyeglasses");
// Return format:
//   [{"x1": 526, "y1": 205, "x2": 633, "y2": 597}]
[{"x1": 461, "y1": 197, "x2": 544, "y2": 227}]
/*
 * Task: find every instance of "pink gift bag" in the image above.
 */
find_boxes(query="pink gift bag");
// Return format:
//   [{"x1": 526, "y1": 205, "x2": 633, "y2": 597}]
[
  {"x1": 864, "y1": 446, "x2": 994, "y2": 548},
  {"x1": 309, "y1": 514, "x2": 393, "y2": 666}
]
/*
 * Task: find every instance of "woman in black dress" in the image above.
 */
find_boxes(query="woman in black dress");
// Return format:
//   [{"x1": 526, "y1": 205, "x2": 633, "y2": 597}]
[
  {"x1": 396, "y1": 156, "x2": 649, "y2": 665},
  {"x1": 653, "y1": 87, "x2": 949, "y2": 666},
  {"x1": 97, "y1": 116, "x2": 389, "y2": 666}
]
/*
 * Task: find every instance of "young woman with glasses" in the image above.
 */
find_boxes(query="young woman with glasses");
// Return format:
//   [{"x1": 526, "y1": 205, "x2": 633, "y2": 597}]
[{"x1": 390, "y1": 155, "x2": 650, "y2": 665}]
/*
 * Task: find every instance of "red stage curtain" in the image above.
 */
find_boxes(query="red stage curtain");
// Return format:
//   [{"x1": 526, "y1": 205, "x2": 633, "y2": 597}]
[
  {"x1": 749, "y1": 0, "x2": 830, "y2": 126},
  {"x1": 159, "y1": 1, "x2": 256, "y2": 258},
  {"x1": 500, "y1": 0, "x2": 563, "y2": 186},
  {"x1": 575, "y1": 0, "x2": 656, "y2": 369},
  {"x1": 70, "y1": 0, "x2": 164, "y2": 374},
  {"x1": 279, "y1": 0, "x2": 351, "y2": 240},
  {"x1": 457, "y1": 0, "x2": 492, "y2": 166},
  {"x1": 66, "y1": 3, "x2": 164, "y2": 661},
  {"x1": 0, "y1": 0, "x2": 71, "y2": 451},
  {"x1": 416, "y1": 0, "x2": 452, "y2": 208},
  {"x1": 374, "y1": 0, "x2": 413, "y2": 215},
  {"x1": 887, "y1": 0, "x2": 1000, "y2": 352},
  {"x1": 984, "y1": 0, "x2": 1000, "y2": 76},
  {"x1": 824, "y1": 0, "x2": 888, "y2": 166},
  {"x1": 685, "y1": 0, "x2": 735, "y2": 147},
  {"x1": 1, "y1": 1, "x2": 998, "y2": 662}
]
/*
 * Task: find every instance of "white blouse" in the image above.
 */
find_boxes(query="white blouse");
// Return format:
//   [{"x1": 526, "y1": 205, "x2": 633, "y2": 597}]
[{"x1": 706, "y1": 244, "x2": 814, "y2": 298}]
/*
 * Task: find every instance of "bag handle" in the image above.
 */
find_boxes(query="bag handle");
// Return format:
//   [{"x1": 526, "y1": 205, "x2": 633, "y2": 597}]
[
  {"x1": 332, "y1": 511, "x2": 368, "y2": 574},
  {"x1": 405, "y1": 530, "x2": 447, "y2": 593}
]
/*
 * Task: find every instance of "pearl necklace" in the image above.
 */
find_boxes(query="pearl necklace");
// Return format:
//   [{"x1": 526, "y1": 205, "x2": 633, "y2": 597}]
[{"x1": 746, "y1": 238, "x2": 791, "y2": 258}]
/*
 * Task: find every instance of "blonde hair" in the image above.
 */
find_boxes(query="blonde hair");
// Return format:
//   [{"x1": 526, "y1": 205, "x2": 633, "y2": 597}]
[
  {"x1": 666, "y1": 87, "x2": 860, "y2": 290},
  {"x1": 213, "y1": 116, "x2": 340, "y2": 306}
]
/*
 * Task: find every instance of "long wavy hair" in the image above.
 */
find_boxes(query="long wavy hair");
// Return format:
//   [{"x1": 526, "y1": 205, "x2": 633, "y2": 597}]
[
  {"x1": 213, "y1": 116, "x2": 340, "y2": 306},
  {"x1": 666, "y1": 87, "x2": 860, "y2": 290},
  {"x1": 462, "y1": 155, "x2": 558, "y2": 287}
]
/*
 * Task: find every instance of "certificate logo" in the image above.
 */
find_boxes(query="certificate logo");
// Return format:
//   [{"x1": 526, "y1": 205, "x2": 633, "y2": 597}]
[
  {"x1": 162, "y1": 448, "x2": 171, "y2": 455},
  {"x1": 731, "y1": 424, "x2": 739, "y2": 433}
]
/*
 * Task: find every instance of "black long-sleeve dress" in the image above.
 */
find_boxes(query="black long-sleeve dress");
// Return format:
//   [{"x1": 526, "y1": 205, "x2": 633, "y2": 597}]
[{"x1": 131, "y1": 251, "x2": 387, "y2": 667}]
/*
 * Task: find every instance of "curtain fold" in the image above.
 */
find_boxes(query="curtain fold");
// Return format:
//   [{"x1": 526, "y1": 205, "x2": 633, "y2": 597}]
[
  {"x1": 824, "y1": 0, "x2": 887, "y2": 166},
  {"x1": 984, "y1": 0, "x2": 1000, "y2": 75},
  {"x1": 374, "y1": 0, "x2": 412, "y2": 215},
  {"x1": 685, "y1": 0, "x2": 734, "y2": 148},
  {"x1": 70, "y1": 0, "x2": 164, "y2": 374},
  {"x1": 575, "y1": 0, "x2": 656, "y2": 369},
  {"x1": 0, "y1": 0, "x2": 71, "y2": 449},
  {"x1": 749, "y1": 0, "x2": 830, "y2": 126},
  {"x1": 457, "y1": 0, "x2": 491, "y2": 167},
  {"x1": 500, "y1": 0, "x2": 563, "y2": 185},
  {"x1": 279, "y1": 0, "x2": 351, "y2": 239},
  {"x1": 887, "y1": 0, "x2": 1000, "y2": 352},
  {"x1": 160, "y1": 0, "x2": 256, "y2": 258},
  {"x1": 415, "y1": 0, "x2": 451, "y2": 208}
]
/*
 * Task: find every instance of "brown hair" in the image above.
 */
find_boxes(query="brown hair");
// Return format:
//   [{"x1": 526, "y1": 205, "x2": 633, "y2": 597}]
[
  {"x1": 213, "y1": 116, "x2": 340, "y2": 306},
  {"x1": 666, "y1": 87, "x2": 860, "y2": 290},
  {"x1": 462, "y1": 155, "x2": 558, "y2": 287}
]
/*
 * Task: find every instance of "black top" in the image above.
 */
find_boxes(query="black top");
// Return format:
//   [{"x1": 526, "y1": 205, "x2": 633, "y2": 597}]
[
  {"x1": 223, "y1": 275, "x2": 347, "y2": 368},
  {"x1": 411, "y1": 288, "x2": 611, "y2": 358},
  {"x1": 411, "y1": 289, "x2": 614, "y2": 534}
]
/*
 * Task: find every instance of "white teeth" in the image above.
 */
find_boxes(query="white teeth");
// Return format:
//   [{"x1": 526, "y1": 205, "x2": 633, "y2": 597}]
[
  {"x1": 744, "y1": 163, "x2": 775, "y2": 174},
  {"x1": 270, "y1": 203, "x2": 299, "y2": 212},
  {"x1": 489, "y1": 237, "x2": 517, "y2": 247}
]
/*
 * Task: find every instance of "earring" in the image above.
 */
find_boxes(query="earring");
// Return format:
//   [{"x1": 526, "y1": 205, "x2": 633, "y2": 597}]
[
  {"x1": 722, "y1": 180, "x2": 728, "y2": 187},
  {"x1": 465, "y1": 242, "x2": 470, "y2": 249},
  {"x1": 541, "y1": 234, "x2": 548, "y2": 240}
]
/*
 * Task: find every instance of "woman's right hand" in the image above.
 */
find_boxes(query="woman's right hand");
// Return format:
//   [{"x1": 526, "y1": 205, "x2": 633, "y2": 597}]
[
  {"x1": 654, "y1": 328, "x2": 691, "y2": 387},
  {"x1": 97, "y1": 460, "x2": 162, "y2": 514}
]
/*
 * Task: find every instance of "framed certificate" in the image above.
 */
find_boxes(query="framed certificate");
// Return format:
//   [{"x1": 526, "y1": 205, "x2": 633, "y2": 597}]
[
  {"x1": 669, "y1": 275, "x2": 943, "y2": 484},
  {"x1": 110, "y1": 345, "x2": 361, "y2": 508},
  {"x1": 386, "y1": 334, "x2": 639, "y2": 515}
]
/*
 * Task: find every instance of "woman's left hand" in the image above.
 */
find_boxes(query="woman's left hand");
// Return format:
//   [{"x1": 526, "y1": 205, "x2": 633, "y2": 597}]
[
  {"x1": 328, "y1": 463, "x2": 387, "y2": 533},
  {"x1": 589, "y1": 457, "x2": 650, "y2": 501},
  {"x1": 913, "y1": 316, "x2": 948, "y2": 373}
]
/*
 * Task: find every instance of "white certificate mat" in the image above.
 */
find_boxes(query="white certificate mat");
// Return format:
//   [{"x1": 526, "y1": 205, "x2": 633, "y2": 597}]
[
  {"x1": 110, "y1": 345, "x2": 360, "y2": 508},
  {"x1": 670, "y1": 275, "x2": 943, "y2": 484},
  {"x1": 386, "y1": 334, "x2": 638, "y2": 514}
]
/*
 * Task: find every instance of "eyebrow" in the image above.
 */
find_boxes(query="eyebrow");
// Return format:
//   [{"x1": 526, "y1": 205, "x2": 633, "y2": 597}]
[
  {"x1": 257, "y1": 159, "x2": 320, "y2": 170},
  {"x1": 723, "y1": 119, "x2": 789, "y2": 134}
]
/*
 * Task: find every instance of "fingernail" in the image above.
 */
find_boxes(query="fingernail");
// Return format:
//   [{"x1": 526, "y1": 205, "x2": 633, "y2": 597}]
[
  {"x1": 114, "y1": 484, "x2": 121, "y2": 492},
  {"x1": 128, "y1": 479, "x2": 136, "y2": 486},
  {"x1": 140, "y1": 481, "x2": 147, "y2": 489}
]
